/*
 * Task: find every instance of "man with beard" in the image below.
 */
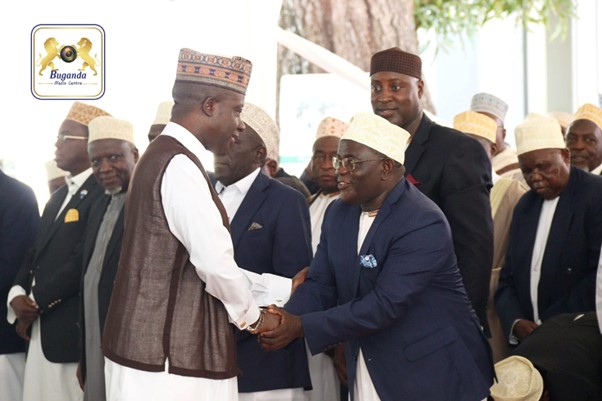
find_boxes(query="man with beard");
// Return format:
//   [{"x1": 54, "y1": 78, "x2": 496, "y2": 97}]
[
  {"x1": 77, "y1": 116, "x2": 138, "y2": 401},
  {"x1": 565, "y1": 103, "x2": 602, "y2": 175}
]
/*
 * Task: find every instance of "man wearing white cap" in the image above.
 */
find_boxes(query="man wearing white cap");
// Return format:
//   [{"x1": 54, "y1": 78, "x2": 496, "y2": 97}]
[
  {"x1": 213, "y1": 102, "x2": 312, "y2": 401},
  {"x1": 306, "y1": 116, "x2": 348, "y2": 401},
  {"x1": 102, "y1": 49, "x2": 293, "y2": 401},
  {"x1": 454, "y1": 111, "x2": 528, "y2": 362},
  {"x1": 76, "y1": 116, "x2": 138, "y2": 401},
  {"x1": 471, "y1": 92, "x2": 523, "y2": 182},
  {"x1": 495, "y1": 113, "x2": 602, "y2": 346},
  {"x1": 261, "y1": 112, "x2": 494, "y2": 401},
  {"x1": 565, "y1": 103, "x2": 602, "y2": 175},
  {"x1": 147, "y1": 100, "x2": 174, "y2": 142},
  {"x1": 7, "y1": 101, "x2": 108, "y2": 401}
]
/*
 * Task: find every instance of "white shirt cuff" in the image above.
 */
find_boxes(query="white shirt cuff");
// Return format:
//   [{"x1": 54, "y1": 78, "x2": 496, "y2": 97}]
[
  {"x1": 241, "y1": 271, "x2": 292, "y2": 307},
  {"x1": 6, "y1": 285, "x2": 27, "y2": 324},
  {"x1": 235, "y1": 307, "x2": 261, "y2": 331},
  {"x1": 509, "y1": 319, "x2": 521, "y2": 345}
]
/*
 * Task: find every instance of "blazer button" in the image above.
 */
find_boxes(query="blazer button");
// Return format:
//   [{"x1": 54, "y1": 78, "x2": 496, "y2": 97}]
[{"x1": 566, "y1": 267, "x2": 573, "y2": 274}]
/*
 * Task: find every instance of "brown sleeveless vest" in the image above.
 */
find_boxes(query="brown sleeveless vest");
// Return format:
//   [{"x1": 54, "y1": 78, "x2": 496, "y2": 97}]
[{"x1": 102, "y1": 135, "x2": 238, "y2": 378}]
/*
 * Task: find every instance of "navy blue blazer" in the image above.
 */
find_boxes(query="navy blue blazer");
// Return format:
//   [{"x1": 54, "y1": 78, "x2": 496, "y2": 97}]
[
  {"x1": 406, "y1": 114, "x2": 493, "y2": 334},
  {"x1": 79, "y1": 193, "x2": 125, "y2": 380},
  {"x1": 12, "y1": 174, "x2": 103, "y2": 362},
  {"x1": 0, "y1": 171, "x2": 39, "y2": 354},
  {"x1": 495, "y1": 167, "x2": 602, "y2": 337},
  {"x1": 286, "y1": 179, "x2": 494, "y2": 401},
  {"x1": 221, "y1": 173, "x2": 312, "y2": 393}
]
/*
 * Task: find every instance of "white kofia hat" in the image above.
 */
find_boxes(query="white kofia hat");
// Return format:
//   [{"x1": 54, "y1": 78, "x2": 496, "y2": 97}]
[
  {"x1": 490, "y1": 356, "x2": 544, "y2": 401},
  {"x1": 342, "y1": 112, "x2": 410, "y2": 165},
  {"x1": 470, "y1": 92, "x2": 509, "y2": 122},
  {"x1": 515, "y1": 113, "x2": 565, "y2": 156},
  {"x1": 241, "y1": 103, "x2": 279, "y2": 161},
  {"x1": 453, "y1": 111, "x2": 497, "y2": 143},
  {"x1": 88, "y1": 116, "x2": 135, "y2": 145},
  {"x1": 152, "y1": 101, "x2": 174, "y2": 125},
  {"x1": 315, "y1": 116, "x2": 349, "y2": 141}
]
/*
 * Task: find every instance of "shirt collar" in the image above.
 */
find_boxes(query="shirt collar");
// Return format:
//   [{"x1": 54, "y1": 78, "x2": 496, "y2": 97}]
[
  {"x1": 65, "y1": 168, "x2": 92, "y2": 196},
  {"x1": 591, "y1": 162, "x2": 602, "y2": 175},
  {"x1": 216, "y1": 168, "x2": 261, "y2": 197},
  {"x1": 161, "y1": 122, "x2": 213, "y2": 166}
]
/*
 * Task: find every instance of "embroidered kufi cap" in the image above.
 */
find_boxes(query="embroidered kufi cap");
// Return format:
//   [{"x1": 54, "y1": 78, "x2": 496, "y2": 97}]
[
  {"x1": 175, "y1": 48, "x2": 252, "y2": 95},
  {"x1": 65, "y1": 102, "x2": 111, "y2": 127},
  {"x1": 152, "y1": 101, "x2": 174, "y2": 126},
  {"x1": 453, "y1": 111, "x2": 497, "y2": 143},
  {"x1": 241, "y1": 103, "x2": 279, "y2": 161},
  {"x1": 45, "y1": 159, "x2": 68, "y2": 181},
  {"x1": 315, "y1": 117, "x2": 349, "y2": 141},
  {"x1": 515, "y1": 113, "x2": 565, "y2": 156},
  {"x1": 547, "y1": 111, "x2": 573, "y2": 129},
  {"x1": 490, "y1": 356, "x2": 543, "y2": 401},
  {"x1": 88, "y1": 116, "x2": 135, "y2": 145},
  {"x1": 342, "y1": 112, "x2": 409, "y2": 165},
  {"x1": 470, "y1": 92, "x2": 509, "y2": 122},
  {"x1": 570, "y1": 103, "x2": 602, "y2": 131},
  {"x1": 370, "y1": 47, "x2": 422, "y2": 79}
]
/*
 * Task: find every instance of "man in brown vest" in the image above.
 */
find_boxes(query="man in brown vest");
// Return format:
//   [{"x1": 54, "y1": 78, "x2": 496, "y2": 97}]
[{"x1": 102, "y1": 48, "x2": 283, "y2": 401}]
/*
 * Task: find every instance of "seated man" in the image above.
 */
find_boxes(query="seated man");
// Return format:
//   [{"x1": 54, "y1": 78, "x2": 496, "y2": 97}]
[{"x1": 260, "y1": 112, "x2": 494, "y2": 401}]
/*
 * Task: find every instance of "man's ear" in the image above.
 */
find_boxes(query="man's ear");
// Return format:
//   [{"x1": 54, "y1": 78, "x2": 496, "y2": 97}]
[
  {"x1": 202, "y1": 97, "x2": 217, "y2": 116},
  {"x1": 254, "y1": 146, "x2": 267, "y2": 167},
  {"x1": 264, "y1": 158, "x2": 278, "y2": 178},
  {"x1": 381, "y1": 158, "x2": 397, "y2": 180},
  {"x1": 417, "y1": 79, "x2": 424, "y2": 98}
]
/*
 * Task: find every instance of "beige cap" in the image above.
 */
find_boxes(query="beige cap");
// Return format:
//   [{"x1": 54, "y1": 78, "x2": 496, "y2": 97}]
[
  {"x1": 490, "y1": 356, "x2": 543, "y2": 401},
  {"x1": 315, "y1": 117, "x2": 349, "y2": 141},
  {"x1": 65, "y1": 102, "x2": 111, "y2": 127},
  {"x1": 342, "y1": 112, "x2": 410, "y2": 165},
  {"x1": 453, "y1": 111, "x2": 497, "y2": 143},
  {"x1": 570, "y1": 103, "x2": 602, "y2": 131},
  {"x1": 515, "y1": 113, "x2": 565, "y2": 156},
  {"x1": 241, "y1": 103, "x2": 279, "y2": 161},
  {"x1": 88, "y1": 116, "x2": 135, "y2": 145},
  {"x1": 45, "y1": 159, "x2": 68, "y2": 181},
  {"x1": 470, "y1": 92, "x2": 509, "y2": 122},
  {"x1": 152, "y1": 101, "x2": 174, "y2": 126}
]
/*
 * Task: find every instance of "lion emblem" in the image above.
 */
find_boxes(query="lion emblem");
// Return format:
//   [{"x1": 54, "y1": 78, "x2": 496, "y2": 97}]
[
  {"x1": 37, "y1": 37, "x2": 61, "y2": 76},
  {"x1": 76, "y1": 37, "x2": 99, "y2": 76}
]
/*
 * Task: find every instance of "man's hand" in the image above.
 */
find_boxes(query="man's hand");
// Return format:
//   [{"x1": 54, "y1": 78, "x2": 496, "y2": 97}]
[
  {"x1": 15, "y1": 319, "x2": 33, "y2": 341},
  {"x1": 10, "y1": 295, "x2": 39, "y2": 321},
  {"x1": 291, "y1": 267, "x2": 309, "y2": 294},
  {"x1": 255, "y1": 308, "x2": 281, "y2": 334},
  {"x1": 514, "y1": 319, "x2": 539, "y2": 341},
  {"x1": 333, "y1": 343, "x2": 348, "y2": 387},
  {"x1": 259, "y1": 305, "x2": 303, "y2": 351}
]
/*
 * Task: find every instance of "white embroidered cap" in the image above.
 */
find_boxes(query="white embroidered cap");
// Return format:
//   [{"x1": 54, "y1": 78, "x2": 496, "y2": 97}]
[
  {"x1": 152, "y1": 101, "x2": 174, "y2": 125},
  {"x1": 515, "y1": 113, "x2": 565, "y2": 156},
  {"x1": 88, "y1": 116, "x2": 135, "y2": 145},
  {"x1": 241, "y1": 103, "x2": 279, "y2": 161},
  {"x1": 453, "y1": 111, "x2": 497, "y2": 143},
  {"x1": 490, "y1": 356, "x2": 543, "y2": 401}
]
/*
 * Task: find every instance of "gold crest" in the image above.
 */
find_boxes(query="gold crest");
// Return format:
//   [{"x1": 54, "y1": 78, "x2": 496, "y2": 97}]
[
  {"x1": 64, "y1": 208, "x2": 80, "y2": 223},
  {"x1": 76, "y1": 37, "x2": 98, "y2": 76},
  {"x1": 37, "y1": 37, "x2": 61, "y2": 76}
]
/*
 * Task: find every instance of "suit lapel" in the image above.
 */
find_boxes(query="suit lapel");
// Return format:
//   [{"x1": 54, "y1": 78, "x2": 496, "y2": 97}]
[
  {"x1": 230, "y1": 174, "x2": 269, "y2": 248},
  {"x1": 36, "y1": 186, "x2": 68, "y2": 252},
  {"x1": 403, "y1": 114, "x2": 432, "y2": 174},
  {"x1": 340, "y1": 206, "x2": 361, "y2": 302},
  {"x1": 38, "y1": 175, "x2": 97, "y2": 255}
]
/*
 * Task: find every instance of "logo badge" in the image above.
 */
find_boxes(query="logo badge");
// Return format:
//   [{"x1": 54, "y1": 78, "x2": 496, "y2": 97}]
[{"x1": 31, "y1": 24, "x2": 105, "y2": 100}]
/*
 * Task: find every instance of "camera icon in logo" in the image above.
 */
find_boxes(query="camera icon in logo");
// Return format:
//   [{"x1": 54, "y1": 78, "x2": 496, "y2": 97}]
[{"x1": 60, "y1": 45, "x2": 78, "y2": 63}]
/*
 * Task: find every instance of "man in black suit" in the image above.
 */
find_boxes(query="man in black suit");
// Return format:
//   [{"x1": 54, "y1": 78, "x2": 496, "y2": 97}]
[
  {"x1": 77, "y1": 116, "x2": 138, "y2": 401},
  {"x1": 7, "y1": 101, "x2": 108, "y2": 401},
  {"x1": 0, "y1": 169, "x2": 39, "y2": 401},
  {"x1": 370, "y1": 47, "x2": 494, "y2": 333}
]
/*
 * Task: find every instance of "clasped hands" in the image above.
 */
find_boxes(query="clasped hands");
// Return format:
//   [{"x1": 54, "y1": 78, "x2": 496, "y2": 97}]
[
  {"x1": 10, "y1": 295, "x2": 39, "y2": 341},
  {"x1": 253, "y1": 305, "x2": 303, "y2": 352}
]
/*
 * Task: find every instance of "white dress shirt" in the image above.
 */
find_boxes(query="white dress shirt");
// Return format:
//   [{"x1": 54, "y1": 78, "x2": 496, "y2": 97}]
[{"x1": 215, "y1": 168, "x2": 261, "y2": 223}]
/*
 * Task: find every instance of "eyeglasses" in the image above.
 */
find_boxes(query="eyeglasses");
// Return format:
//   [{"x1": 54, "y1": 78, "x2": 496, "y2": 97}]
[
  {"x1": 57, "y1": 133, "x2": 87, "y2": 142},
  {"x1": 332, "y1": 156, "x2": 385, "y2": 171}
]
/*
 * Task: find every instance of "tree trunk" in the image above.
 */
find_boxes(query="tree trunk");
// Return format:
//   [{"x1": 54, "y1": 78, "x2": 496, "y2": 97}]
[{"x1": 278, "y1": 0, "x2": 436, "y2": 114}]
